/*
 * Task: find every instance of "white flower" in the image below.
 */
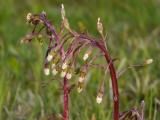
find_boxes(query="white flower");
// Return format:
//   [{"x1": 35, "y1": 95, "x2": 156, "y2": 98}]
[
  {"x1": 66, "y1": 73, "x2": 72, "y2": 79},
  {"x1": 145, "y1": 59, "x2": 153, "y2": 65},
  {"x1": 83, "y1": 53, "x2": 89, "y2": 61},
  {"x1": 77, "y1": 87, "x2": 83, "y2": 93},
  {"x1": 96, "y1": 96, "x2": 102, "y2": 104},
  {"x1": 44, "y1": 68, "x2": 50, "y2": 76},
  {"x1": 26, "y1": 13, "x2": 32, "y2": 21},
  {"x1": 62, "y1": 62, "x2": 67, "y2": 69},
  {"x1": 78, "y1": 77, "x2": 85, "y2": 83},
  {"x1": 61, "y1": 71, "x2": 66, "y2": 78},
  {"x1": 52, "y1": 69, "x2": 58, "y2": 75},
  {"x1": 47, "y1": 54, "x2": 53, "y2": 62}
]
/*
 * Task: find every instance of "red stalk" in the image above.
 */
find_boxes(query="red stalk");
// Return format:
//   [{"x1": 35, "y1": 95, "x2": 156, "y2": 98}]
[
  {"x1": 63, "y1": 77, "x2": 69, "y2": 120},
  {"x1": 96, "y1": 42, "x2": 119, "y2": 120}
]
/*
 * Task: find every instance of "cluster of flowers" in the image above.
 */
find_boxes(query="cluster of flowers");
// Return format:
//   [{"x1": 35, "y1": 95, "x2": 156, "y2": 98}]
[
  {"x1": 23, "y1": 4, "x2": 107, "y2": 104},
  {"x1": 23, "y1": 4, "x2": 153, "y2": 120}
]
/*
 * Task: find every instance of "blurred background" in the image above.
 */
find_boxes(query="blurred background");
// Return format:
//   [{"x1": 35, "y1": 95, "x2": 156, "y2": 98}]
[{"x1": 0, "y1": 0, "x2": 160, "y2": 119}]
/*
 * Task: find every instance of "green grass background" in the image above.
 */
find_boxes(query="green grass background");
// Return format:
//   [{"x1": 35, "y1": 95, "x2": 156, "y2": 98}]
[{"x1": 0, "y1": 0, "x2": 160, "y2": 119}]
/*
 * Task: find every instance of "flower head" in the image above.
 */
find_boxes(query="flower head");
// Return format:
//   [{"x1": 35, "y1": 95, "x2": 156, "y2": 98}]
[{"x1": 26, "y1": 13, "x2": 32, "y2": 21}]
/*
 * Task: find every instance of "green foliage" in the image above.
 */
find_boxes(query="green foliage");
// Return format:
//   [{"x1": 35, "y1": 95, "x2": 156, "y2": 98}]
[{"x1": 0, "y1": 0, "x2": 160, "y2": 119}]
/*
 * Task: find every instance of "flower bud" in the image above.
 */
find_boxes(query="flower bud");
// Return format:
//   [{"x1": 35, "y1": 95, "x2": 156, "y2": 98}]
[
  {"x1": 61, "y1": 70, "x2": 66, "y2": 78},
  {"x1": 44, "y1": 67, "x2": 50, "y2": 76},
  {"x1": 52, "y1": 68, "x2": 58, "y2": 75},
  {"x1": 61, "y1": 4, "x2": 65, "y2": 20},
  {"x1": 78, "y1": 71, "x2": 86, "y2": 82},
  {"x1": 41, "y1": 11, "x2": 46, "y2": 16},
  {"x1": 97, "y1": 17, "x2": 103, "y2": 35},
  {"x1": 96, "y1": 80, "x2": 104, "y2": 104},
  {"x1": 47, "y1": 50, "x2": 58, "y2": 62},
  {"x1": 83, "y1": 53, "x2": 89, "y2": 61},
  {"x1": 96, "y1": 92, "x2": 103, "y2": 104},
  {"x1": 77, "y1": 82, "x2": 84, "y2": 93},
  {"x1": 47, "y1": 54, "x2": 53, "y2": 62},
  {"x1": 144, "y1": 59, "x2": 153, "y2": 65},
  {"x1": 83, "y1": 49, "x2": 92, "y2": 61},
  {"x1": 78, "y1": 77, "x2": 85, "y2": 83},
  {"x1": 66, "y1": 73, "x2": 72, "y2": 79},
  {"x1": 62, "y1": 62, "x2": 68, "y2": 70}
]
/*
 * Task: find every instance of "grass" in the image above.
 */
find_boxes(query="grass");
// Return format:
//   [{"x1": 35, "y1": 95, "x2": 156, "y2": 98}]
[{"x1": 0, "y1": 0, "x2": 160, "y2": 119}]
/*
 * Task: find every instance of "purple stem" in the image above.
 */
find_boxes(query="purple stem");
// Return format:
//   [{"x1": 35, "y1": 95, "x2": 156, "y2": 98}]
[
  {"x1": 96, "y1": 41, "x2": 119, "y2": 120},
  {"x1": 63, "y1": 77, "x2": 69, "y2": 120}
]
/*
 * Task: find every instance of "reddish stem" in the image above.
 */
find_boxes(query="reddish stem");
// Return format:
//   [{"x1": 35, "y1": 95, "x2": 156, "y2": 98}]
[
  {"x1": 63, "y1": 77, "x2": 69, "y2": 120},
  {"x1": 96, "y1": 42, "x2": 119, "y2": 120}
]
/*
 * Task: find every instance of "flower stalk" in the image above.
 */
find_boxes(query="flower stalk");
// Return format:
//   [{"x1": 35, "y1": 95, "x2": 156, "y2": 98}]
[
  {"x1": 63, "y1": 77, "x2": 69, "y2": 120},
  {"x1": 22, "y1": 4, "x2": 149, "y2": 120}
]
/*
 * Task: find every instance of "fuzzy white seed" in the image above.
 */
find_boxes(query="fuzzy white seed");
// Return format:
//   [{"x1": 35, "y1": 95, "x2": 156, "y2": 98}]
[
  {"x1": 62, "y1": 62, "x2": 67, "y2": 69},
  {"x1": 78, "y1": 77, "x2": 85, "y2": 83},
  {"x1": 52, "y1": 69, "x2": 58, "y2": 75},
  {"x1": 66, "y1": 73, "x2": 72, "y2": 79},
  {"x1": 145, "y1": 59, "x2": 153, "y2": 65},
  {"x1": 96, "y1": 96, "x2": 102, "y2": 104},
  {"x1": 83, "y1": 53, "x2": 89, "y2": 61},
  {"x1": 44, "y1": 68, "x2": 50, "y2": 76},
  {"x1": 61, "y1": 71, "x2": 66, "y2": 78},
  {"x1": 47, "y1": 54, "x2": 53, "y2": 62}
]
